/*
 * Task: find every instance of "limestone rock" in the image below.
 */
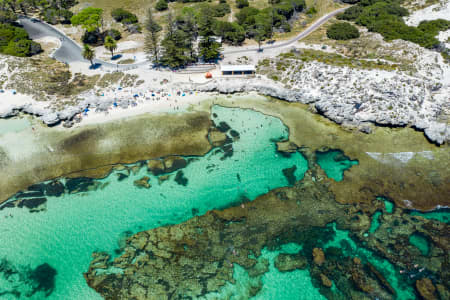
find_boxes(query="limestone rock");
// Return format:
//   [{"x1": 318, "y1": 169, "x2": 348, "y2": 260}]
[
  {"x1": 320, "y1": 273, "x2": 332, "y2": 288},
  {"x1": 163, "y1": 156, "x2": 187, "y2": 173},
  {"x1": 133, "y1": 176, "x2": 151, "y2": 189},
  {"x1": 415, "y1": 278, "x2": 437, "y2": 300},
  {"x1": 248, "y1": 258, "x2": 269, "y2": 277},
  {"x1": 274, "y1": 253, "x2": 307, "y2": 272},
  {"x1": 209, "y1": 129, "x2": 228, "y2": 147},
  {"x1": 147, "y1": 159, "x2": 165, "y2": 175},
  {"x1": 276, "y1": 141, "x2": 298, "y2": 153},
  {"x1": 313, "y1": 248, "x2": 325, "y2": 265}
]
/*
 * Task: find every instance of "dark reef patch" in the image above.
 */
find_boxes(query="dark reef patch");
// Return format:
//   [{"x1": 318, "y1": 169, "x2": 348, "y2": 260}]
[
  {"x1": 282, "y1": 165, "x2": 297, "y2": 186},
  {"x1": 17, "y1": 197, "x2": 47, "y2": 209},
  {"x1": 44, "y1": 180, "x2": 65, "y2": 197},
  {"x1": 0, "y1": 259, "x2": 57, "y2": 298},
  {"x1": 174, "y1": 171, "x2": 188, "y2": 186},
  {"x1": 216, "y1": 121, "x2": 231, "y2": 132},
  {"x1": 65, "y1": 177, "x2": 95, "y2": 193}
]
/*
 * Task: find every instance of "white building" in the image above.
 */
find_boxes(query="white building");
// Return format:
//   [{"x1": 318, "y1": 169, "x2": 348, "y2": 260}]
[{"x1": 220, "y1": 65, "x2": 256, "y2": 75}]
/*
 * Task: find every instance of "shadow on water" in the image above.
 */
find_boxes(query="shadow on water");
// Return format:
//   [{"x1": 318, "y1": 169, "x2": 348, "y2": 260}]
[{"x1": 0, "y1": 259, "x2": 57, "y2": 298}]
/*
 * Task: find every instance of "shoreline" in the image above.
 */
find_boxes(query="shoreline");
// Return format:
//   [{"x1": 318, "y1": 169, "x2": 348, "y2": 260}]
[
  {"x1": 1, "y1": 81, "x2": 448, "y2": 144},
  {"x1": 1, "y1": 95, "x2": 448, "y2": 211}
]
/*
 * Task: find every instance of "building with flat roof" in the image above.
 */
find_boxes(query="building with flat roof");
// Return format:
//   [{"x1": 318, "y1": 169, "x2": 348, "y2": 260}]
[{"x1": 221, "y1": 65, "x2": 256, "y2": 75}]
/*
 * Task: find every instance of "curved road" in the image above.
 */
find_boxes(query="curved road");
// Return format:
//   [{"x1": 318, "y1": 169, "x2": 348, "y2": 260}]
[
  {"x1": 19, "y1": 7, "x2": 347, "y2": 68},
  {"x1": 18, "y1": 16, "x2": 147, "y2": 70},
  {"x1": 223, "y1": 7, "x2": 348, "y2": 55}
]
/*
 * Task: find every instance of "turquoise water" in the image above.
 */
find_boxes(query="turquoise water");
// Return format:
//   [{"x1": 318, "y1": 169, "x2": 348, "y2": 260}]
[
  {"x1": 0, "y1": 117, "x2": 31, "y2": 134},
  {"x1": 0, "y1": 106, "x2": 309, "y2": 299},
  {"x1": 382, "y1": 198, "x2": 395, "y2": 213},
  {"x1": 325, "y1": 223, "x2": 415, "y2": 299},
  {"x1": 408, "y1": 208, "x2": 450, "y2": 224},
  {"x1": 369, "y1": 211, "x2": 382, "y2": 234},
  {"x1": 409, "y1": 234, "x2": 430, "y2": 256},
  {"x1": 204, "y1": 243, "x2": 325, "y2": 300},
  {"x1": 315, "y1": 150, "x2": 358, "y2": 181}
]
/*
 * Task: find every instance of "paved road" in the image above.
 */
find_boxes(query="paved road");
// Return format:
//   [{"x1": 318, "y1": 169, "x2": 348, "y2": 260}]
[
  {"x1": 18, "y1": 16, "x2": 146, "y2": 70},
  {"x1": 19, "y1": 7, "x2": 347, "y2": 68},
  {"x1": 223, "y1": 7, "x2": 348, "y2": 55}
]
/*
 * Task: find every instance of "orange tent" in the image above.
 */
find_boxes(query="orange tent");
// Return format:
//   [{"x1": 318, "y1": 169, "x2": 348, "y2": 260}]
[{"x1": 205, "y1": 72, "x2": 212, "y2": 79}]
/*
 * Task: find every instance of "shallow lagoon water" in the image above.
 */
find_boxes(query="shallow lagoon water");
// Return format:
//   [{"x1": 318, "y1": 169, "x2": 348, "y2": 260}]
[
  {"x1": 0, "y1": 117, "x2": 31, "y2": 135},
  {"x1": 204, "y1": 243, "x2": 325, "y2": 300},
  {"x1": 315, "y1": 150, "x2": 358, "y2": 182},
  {"x1": 0, "y1": 106, "x2": 314, "y2": 299}
]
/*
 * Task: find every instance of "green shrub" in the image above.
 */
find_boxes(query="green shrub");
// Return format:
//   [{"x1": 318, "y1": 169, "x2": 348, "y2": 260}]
[
  {"x1": 155, "y1": 0, "x2": 168, "y2": 11},
  {"x1": 0, "y1": 24, "x2": 41, "y2": 57},
  {"x1": 236, "y1": 0, "x2": 249, "y2": 8},
  {"x1": 105, "y1": 29, "x2": 122, "y2": 40},
  {"x1": 71, "y1": 7, "x2": 103, "y2": 32},
  {"x1": 327, "y1": 22, "x2": 360, "y2": 40},
  {"x1": 212, "y1": 3, "x2": 231, "y2": 17},
  {"x1": 417, "y1": 19, "x2": 450, "y2": 36},
  {"x1": 306, "y1": 6, "x2": 317, "y2": 15},
  {"x1": 337, "y1": 0, "x2": 447, "y2": 49},
  {"x1": 111, "y1": 8, "x2": 138, "y2": 24},
  {"x1": 0, "y1": 10, "x2": 17, "y2": 24},
  {"x1": 214, "y1": 21, "x2": 245, "y2": 45}
]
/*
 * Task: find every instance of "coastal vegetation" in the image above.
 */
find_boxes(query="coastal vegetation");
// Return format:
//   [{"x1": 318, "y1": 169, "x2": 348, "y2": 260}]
[
  {"x1": 0, "y1": 0, "x2": 46, "y2": 57},
  {"x1": 258, "y1": 48, "x2": 403, "y2": 79},
  {"x1": 144, "y1": 0, "x2": 306, "y2": 67},
  {"x1": 337, "y1": 0, "x2": 450, "y2": 49},
  {"x1": 326, "y1": 22, "x2": 360, "y2": 40},
  {"x1": 0, "y1": 22, "x2": 41, "y2": 56}
]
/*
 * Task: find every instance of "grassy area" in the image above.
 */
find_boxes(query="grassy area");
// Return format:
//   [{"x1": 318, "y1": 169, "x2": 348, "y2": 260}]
[
  {"x1": 257, "y1": 48, "x2": 405, "y2": 82},
  {"x1": 75, "y1": 0, "x2": 342, "y2": 43},
  {"x1": 274, "y1": 0, "x2": 345, "y2": 40},
  {"x1": 75, "y1": 0, "x2": 155, "y2": 23},
  {"x1": 3, "y1": 55, "x2": 143, "y2": 102},
  {"x1": 302, "y1": 20, "x2": 420, "y2": 70}
]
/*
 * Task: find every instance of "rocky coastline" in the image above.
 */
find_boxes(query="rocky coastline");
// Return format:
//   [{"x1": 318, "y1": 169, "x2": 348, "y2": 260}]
[
  {"x1": 1, "y1": 73, "x2": 448, "y2": 144},
  {"x1": 192, "y1": 74, "x2": 449, "y2": 145}
]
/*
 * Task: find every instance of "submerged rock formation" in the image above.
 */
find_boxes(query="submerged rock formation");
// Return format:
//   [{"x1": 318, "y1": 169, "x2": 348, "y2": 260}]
[
  {"x1": 84, "y1": 161, "x2": 449, "y2": 299},
  {"x1": 84, "y1": 171, "x2": 350, "y2": 299}
]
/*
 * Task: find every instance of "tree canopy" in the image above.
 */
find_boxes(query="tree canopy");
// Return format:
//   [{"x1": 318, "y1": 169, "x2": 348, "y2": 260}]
[
  {"x1": 71, "y1": 7, "x2": 103, "y2": 32},
  {"x1": 326, "y1": 22, "x2": 360, "y2": 40},
  {"x1": 337, "y1": 0, "x2": 450, "y2": 49}
]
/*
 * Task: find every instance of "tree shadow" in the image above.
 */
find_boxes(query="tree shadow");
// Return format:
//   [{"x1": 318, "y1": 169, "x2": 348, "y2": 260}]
[
  {"x1": 111, "y1": 54, "x2": 122, "y2": 60},
  {"x1": 89, "y1": 63, "x2": 101, "y2": 70}
]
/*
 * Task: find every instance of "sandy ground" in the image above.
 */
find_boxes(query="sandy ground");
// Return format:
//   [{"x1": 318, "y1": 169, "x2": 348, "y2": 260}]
[
  {"x1": 73, "y1": 91, "x2": 218, "y2": 127},
  {"x1": 404, "y1": 0, "x2": 450, "y2": 26}
]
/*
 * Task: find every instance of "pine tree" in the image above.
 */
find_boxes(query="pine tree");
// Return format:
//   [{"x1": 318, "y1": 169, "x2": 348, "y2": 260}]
[
  {"x1": 144, "y1": 8, "x2": 161, "y2": 64},
  {"x1": 197, "y1": 5, "x2": 222, "y2": 62}
]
